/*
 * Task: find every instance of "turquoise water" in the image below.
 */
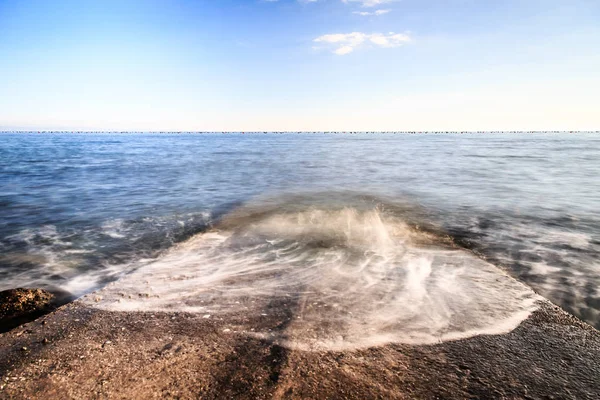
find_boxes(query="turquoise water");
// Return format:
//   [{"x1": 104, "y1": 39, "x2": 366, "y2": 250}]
[{"x1": 1, "y1": 132, "x2": 599, "y2": 327}]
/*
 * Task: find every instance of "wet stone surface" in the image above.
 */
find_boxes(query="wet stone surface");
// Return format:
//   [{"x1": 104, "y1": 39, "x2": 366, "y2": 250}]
[
  {"x1": 0, "y1": 298, "x2": 598, "y2": 399},
  {"x1": 0, "y1": 288, "x2": 59, "y2": 334}
]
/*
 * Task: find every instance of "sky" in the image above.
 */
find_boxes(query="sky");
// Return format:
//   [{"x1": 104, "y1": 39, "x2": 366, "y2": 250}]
[{"x1": 0, "y1": 0, "x2": 599, "y2": 131}]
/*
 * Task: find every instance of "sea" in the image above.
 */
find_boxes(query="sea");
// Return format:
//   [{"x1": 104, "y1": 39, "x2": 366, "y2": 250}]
[{"x1": 1, "y1": 132, "x2": 599, "y2": 332}]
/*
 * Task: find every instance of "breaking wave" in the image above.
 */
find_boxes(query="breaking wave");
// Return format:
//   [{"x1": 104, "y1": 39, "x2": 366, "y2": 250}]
[{"x1": 91, "y1": 194, "x2": 540, "y2": 351}]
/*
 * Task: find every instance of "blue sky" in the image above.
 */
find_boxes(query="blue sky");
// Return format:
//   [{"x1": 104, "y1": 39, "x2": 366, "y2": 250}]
[{"x1": 0, "y1": 0, "x2": 599, "y2": 131}]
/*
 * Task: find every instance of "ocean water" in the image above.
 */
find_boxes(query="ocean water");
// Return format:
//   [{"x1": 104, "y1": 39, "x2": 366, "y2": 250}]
[{"x1": 1, "y1": 132, "x2": 599, "y2": 332}]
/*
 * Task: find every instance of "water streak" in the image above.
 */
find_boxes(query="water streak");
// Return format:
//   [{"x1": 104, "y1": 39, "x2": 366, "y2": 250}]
[{"x1": 92, "y1": 200, "x2": 540, "y2": 350}]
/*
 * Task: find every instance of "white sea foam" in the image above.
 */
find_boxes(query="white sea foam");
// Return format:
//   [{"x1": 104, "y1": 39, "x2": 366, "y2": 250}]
[
  {"x1": 101, "y1": 219, "x2": 127, "y2": 238},
  {"x1": 90, "y1": 205, "x2": 540, "y2": 350},
  {"x1": 1, "y1": 225, "x2": 89, "y2": 291}
]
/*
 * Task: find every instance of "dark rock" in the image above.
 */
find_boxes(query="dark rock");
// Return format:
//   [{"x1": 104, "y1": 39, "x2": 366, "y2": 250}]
[{"x1": 0, "y1": 288, "x2": 56, "y2": 333}]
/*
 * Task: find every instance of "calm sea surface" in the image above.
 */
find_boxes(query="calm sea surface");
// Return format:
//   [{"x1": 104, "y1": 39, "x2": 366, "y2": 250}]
[{"x1": 1, "y1": 133, "x2": 599, "y2": 327}]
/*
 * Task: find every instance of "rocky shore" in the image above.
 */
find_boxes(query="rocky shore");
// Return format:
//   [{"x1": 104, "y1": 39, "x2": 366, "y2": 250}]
[
  {"x1": 0, "y1": 289, "x2": 66, "y2": 334},
  {"x1": 0, "y1": 294, "x2": 599, "y2": 399}
]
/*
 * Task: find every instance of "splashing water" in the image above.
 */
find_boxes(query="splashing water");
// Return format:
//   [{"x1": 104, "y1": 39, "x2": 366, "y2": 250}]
[{"x1": 91, "y1": 199, "x2": 540, "y2": 351}]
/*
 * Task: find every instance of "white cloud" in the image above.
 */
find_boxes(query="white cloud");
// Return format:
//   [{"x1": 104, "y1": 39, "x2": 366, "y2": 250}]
[
  {"x1": 315, "y1": 32, "x2": 367, "y2": 46},
  {"x1": 314, "y1": 31, "x2": 410, "y2": 55},
  {"x1": 353, "y1": 9, "x2": 390, "y2": 16},
  {"x1": 334, "y1": 45, "x2": 354, "y2": 55},
  {"x1": 343, "y1": 0, "x2": 393, "y2": 8}
]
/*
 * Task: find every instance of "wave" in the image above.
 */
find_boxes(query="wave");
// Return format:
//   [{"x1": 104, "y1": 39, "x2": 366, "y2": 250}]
[
  {"x1": 90, "y1": 194, "x2": 540, "y2": 351},
  {"x1": 0, "y1": 211, "x2": 213, "y2": 296}
]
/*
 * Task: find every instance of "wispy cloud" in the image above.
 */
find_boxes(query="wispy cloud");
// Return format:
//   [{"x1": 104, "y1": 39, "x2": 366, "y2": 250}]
[
  {"x1": 353, "y1": 9, "x2": 391, "y2": 16},
  {"x1": 314, "y1": 31, "x2": 410, "y2": 55},
  {"x1": 342, "y1": 0, "x2": 394, "y2": 8},
  {"x1": 334, "y1": 45, "x2": 354, "y2": 55}
]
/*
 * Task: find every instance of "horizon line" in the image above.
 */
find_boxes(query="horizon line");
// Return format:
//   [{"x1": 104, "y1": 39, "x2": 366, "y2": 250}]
[{"x1": 1, "y1": 130, "x2": 599, "y2": 134}]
